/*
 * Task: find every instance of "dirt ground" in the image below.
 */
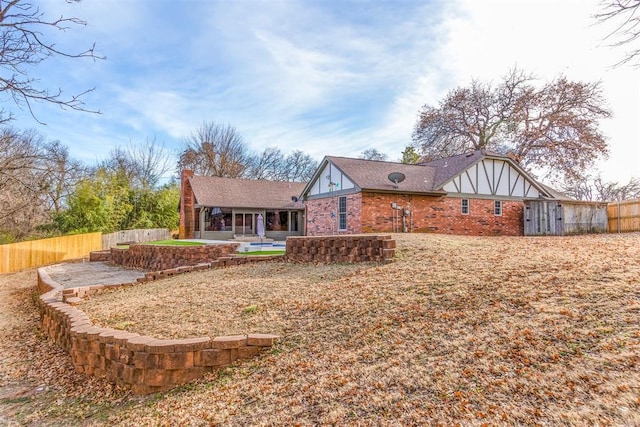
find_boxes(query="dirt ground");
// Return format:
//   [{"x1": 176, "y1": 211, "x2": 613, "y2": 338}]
[
  {"x1": 0, "y1": 269, "x2": 133, "y2": 426},
  {"x1": 1, "y1": 233, "x2": 639, "y2": 426}
]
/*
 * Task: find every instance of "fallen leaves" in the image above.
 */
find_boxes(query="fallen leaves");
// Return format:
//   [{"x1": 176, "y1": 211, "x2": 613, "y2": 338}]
[{"x1": 1, "y1": 232, "x2": 640, "y2": 425}]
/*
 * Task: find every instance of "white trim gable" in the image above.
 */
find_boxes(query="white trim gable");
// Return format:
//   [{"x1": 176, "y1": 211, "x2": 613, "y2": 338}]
[
  {"x1": 442, "y1": 158, "x2": 541, "y2": 199},
  {"x1": 307, "y1": 161, "x2": 355, "y2": 196}
]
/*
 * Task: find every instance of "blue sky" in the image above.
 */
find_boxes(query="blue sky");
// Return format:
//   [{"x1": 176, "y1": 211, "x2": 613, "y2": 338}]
[{"x1": 10, "y1": 0, "x2": 640, "y2": 184}]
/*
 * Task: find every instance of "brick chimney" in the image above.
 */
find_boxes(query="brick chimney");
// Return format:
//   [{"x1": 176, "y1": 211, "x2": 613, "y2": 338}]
[{"x1": 179, "y1": 169, "x2": 195, "y2": 239}]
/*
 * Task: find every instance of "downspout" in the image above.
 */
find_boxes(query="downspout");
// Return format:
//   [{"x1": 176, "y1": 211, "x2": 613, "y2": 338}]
[
  {"x1": 303, "y1": 202, "x2": 307, "y2": 236},
  {"x1": 409, "y1": 195, "x2": 413, "y2": 233}
]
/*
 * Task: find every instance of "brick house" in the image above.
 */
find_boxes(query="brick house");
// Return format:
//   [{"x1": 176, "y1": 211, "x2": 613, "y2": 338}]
[
  {"x1": 299, "y1": 150, "x2": 556, "y2": 236},
  {"x1": 179, "y1": 170, "x2": 306, "y2": 240}
]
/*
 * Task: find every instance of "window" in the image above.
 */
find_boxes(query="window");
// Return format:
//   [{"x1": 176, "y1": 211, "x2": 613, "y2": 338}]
[
  {"x1": 235, "y1": 213, "x2": 255, "y2": 235},
  {"x1": 205, "y1": 208, "x2": 232, "y2": 231},
  {"x1": 266, "y1": 210, "x2": 291, "y2": 231},
  {"x1": 461, "y1": 199, "x2": 469, "y2": 215},
  {"x1": 266, "y1": 211, "x2": 276, "y2": 231},
  {"x1": 265, "y1": 211, "x2": 300, "y2": 232},
  {"x1": 494, "y1": 200, "x2": 502, "y2": 216},
  {"x1": 338, "y1": 196, "x2": 347, "y2": 230}
]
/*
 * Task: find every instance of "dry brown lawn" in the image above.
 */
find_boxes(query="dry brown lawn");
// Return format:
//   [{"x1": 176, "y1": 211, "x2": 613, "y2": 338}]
[{"x1": 1, "y1": 233, "x2": 640, "y2": 425}]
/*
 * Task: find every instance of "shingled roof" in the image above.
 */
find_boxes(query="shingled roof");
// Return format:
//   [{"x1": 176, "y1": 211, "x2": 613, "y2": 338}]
[
  {"x1": 324, "y1": 156, "x2": 444, "y2": 194},
  {"x1": 188, "y1": 176, "x2": 306, "y2": 209},
  {"x1": 310, "y1": 150, "x2": 549, "y2": 197},
  {"x1": 419, "y1": 150, "x2": 489, "y2": 189}
]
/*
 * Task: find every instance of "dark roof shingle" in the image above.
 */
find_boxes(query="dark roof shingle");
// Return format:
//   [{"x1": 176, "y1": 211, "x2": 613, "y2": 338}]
[
  {"x1": 418, "y1": 150, "x2": 486, "y2": 188},
  {"x1": 325, "y1": 156, "x2": 443, "y2": 194},
  {"x1": 189, "y1": 176, "x2": 306, "y2": 209}
]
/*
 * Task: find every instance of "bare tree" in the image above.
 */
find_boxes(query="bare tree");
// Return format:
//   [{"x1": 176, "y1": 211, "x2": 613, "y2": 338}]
[
  {"x1": 246, "y1": 147, "x2": 285, "y2": 180},
  {"x1": 595, "y1": 0, "x2": 640, "y2": 67},
  {"x1": 178, "y1": 122, "x2": 252, "y2": 178},
  {"x1": 0, "y1": 0, "x2": 103, "y2": 123},
  {"x1": 280, "y1": 150, "x2": 317, "y2": 182},
  {"x1": 0, "y1": 129, "x2": 40, "y2": 237},
  {"x1": 561, "y1": 173, "x2": 640, "y2": 201},
  {"x1": 413, "y1": 67, "x2": 611, "y2": 181},
  {"x1": 98, "y1": 138, "x2": 174, "y2": 191},
  {"x1": 41, "y1": 140, "x2": 87, "y2": 213},
  {"x1": 0, "y1": 128, "x2": 63, "y2": 240},
  {"x1": 247, "y1": 148, "x2": 317, "y2": 182},
  {"x1": 131, "y1": 138, "x2": 174, "y2": 189},
  {"x1": 360, "y1": 148, "x2": 388, "y2": 161}
]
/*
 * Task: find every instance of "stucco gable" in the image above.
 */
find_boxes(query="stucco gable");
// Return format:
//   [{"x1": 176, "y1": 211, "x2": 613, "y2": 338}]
[{"x1": 439, "y1": 156, "x2": 551, "y2": 199}]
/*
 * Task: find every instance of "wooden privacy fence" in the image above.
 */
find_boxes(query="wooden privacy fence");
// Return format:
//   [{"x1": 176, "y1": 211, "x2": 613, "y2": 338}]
[
  {"x1": 524, "y1": 200, "x2": 608, "y2": 236},
  {"x1": 0, "y1": 233, "x2": 102, "y2": 274},
  {"x1": 608, "y1": 199, "x2": 640, "y2": 233},
  {"x1": 102, "y1": 228, "x2": 170, "y2": 249}
]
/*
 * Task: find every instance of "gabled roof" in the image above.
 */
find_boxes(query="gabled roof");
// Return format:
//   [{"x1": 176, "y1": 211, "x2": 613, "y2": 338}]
[
  {"x1": 189, "y1": 176, "x2": 306, "y2": 210},
  {"x1": 419, "y1": 150, "x2": 490, "y2": 189},
  {"x1": 316, "y1": 156, "x2": 444, "y2": 194},
  {"x1": 302, "y1": 150, "x2": 554, "y2": 199}
]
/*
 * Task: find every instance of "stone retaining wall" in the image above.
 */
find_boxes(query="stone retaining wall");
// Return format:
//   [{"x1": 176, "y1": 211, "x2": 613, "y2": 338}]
[
  {"x1": 285, "y1": 234, "x2": 395, "y2": 263},
  {"x1": 37, "y1": 235, "x2": 396, "y2": 394},
  {"x1": 89, "y1": 250, "x2": 111, "y2": 262},
  {"x1": 109, "y1": 243, "x2": 240, "y2": 270},
  {"x1": 36, "y1": 268, "x2": 278, "y2": 395}
]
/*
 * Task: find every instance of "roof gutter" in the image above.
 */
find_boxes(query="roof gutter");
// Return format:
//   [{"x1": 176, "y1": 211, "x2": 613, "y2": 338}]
[{"x1": 361, "y1": 188, "x2": 447, "y2": 196}]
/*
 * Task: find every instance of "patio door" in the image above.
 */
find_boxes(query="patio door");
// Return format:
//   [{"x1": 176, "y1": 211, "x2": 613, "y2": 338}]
[{"x1": 234, "y1": 212, "x2": 255, "y2": 235}]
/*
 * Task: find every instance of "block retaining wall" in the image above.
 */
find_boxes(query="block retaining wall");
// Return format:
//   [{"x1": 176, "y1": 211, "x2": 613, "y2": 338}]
[
  {"x1": 81, "y1": 254, "x2": 285, "y2": 292},
  {"x1": 39, "y1": 236, "x2": 396, "y2": 394},
  {"x1": 108, "y1": 243, "x2": 241, "y2": 271},
  {"x1": 36, "y1": 268, "x2": 278, "y2": 395},
  {"x1": 286, "y1": 234, "x2": 395, "y2": 263},
  {"x1": 89, "y1": 250, "x2": 111, "y2": 262}
]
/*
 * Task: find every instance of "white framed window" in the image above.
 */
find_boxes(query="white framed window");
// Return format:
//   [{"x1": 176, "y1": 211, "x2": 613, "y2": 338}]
[
  {"x1": 461, "y1": 198, "x2": 469, "y2": 215},
  {"x1": 494, "y1": 200, "x2": 503, "y2": 216},
  {"x1": 338, "y1": 196, "x2": 347, "y2": 230}
]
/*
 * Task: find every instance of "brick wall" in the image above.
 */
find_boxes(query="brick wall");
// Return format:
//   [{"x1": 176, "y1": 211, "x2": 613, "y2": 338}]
[
  {"x1": 36, "y1": 268, "x2": 278, "y2": 395},
  {"x1": 333, "y1": 192, "x2": 523, "y2": 236},
  {"x1": 109, "y1": 243, "x2": 240, "y2": 271},
  {"x1": 179, "y1": 170, "x2": 195, "y2": 239},
  {"x1": 304, "y1": 193, "x2": 362, "y2": 236},
  {"x1": 286, "y1": 234, "x2": 395, "y2": 263}
]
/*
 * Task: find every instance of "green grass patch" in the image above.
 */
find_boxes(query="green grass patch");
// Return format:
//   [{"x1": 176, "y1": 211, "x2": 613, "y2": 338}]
[
  {"x1": 237, "y1": 250, "x2": 286, "y2": 256},
  {"x1": 144, "y1": 240, "x2": 205, "y2": 246}
]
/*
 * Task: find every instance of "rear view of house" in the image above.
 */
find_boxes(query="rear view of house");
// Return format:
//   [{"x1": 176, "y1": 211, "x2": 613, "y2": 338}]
[
  {"x1": 300, "y1": 150, "x2": 556, "y2": 236},
  {"x1": 179, "y1": 150, "x2": 605, "y2": 239}
]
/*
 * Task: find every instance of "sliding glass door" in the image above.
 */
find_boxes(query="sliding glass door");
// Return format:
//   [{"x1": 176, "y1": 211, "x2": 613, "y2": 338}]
[{"x1": 234, "y1": 212, "x2": 255, "y2": 235}]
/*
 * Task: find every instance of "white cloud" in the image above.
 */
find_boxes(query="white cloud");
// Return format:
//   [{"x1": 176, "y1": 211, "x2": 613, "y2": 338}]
[
  {"x1": 11, "y1": 0, "x2": 639, "y2": 184},
  {"x1": 407, "y1": 0, "x2": 640, "y2": 182}
]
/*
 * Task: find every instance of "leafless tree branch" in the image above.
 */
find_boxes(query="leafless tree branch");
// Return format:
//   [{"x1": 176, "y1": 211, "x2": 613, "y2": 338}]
[
  {"x1": 595, "y1": 0, "x2": 640, "y2": 67},
  {"x1": 413, "y1": 67, "x2": 611, "y2": 181},
  {"x1": 0, "y1": 0, "x2": 103, "y2": 123}
]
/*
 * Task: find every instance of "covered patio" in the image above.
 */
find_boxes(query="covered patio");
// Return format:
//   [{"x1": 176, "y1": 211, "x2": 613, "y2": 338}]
[{"x1": 180, "y1": 170, "x2": 306, "y2": 240}]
